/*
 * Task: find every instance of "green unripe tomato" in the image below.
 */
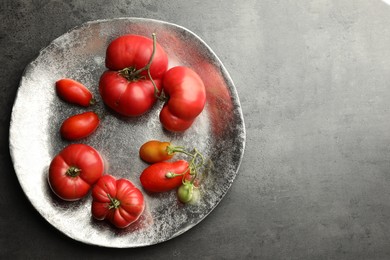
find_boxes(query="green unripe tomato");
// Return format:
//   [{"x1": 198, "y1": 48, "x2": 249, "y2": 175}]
[{"x1": 177, "y1": 182, "x2": 194, "y2": 203}]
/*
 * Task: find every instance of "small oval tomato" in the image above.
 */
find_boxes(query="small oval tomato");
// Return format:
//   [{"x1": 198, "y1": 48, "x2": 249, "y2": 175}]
[
  {"x1": 56, "y1": 78, "x2": 95, "y2": 107},
  {"x1": 139, "y1": 140, "x2": 174, "y2": 163},
  {"x1": 48, "y1": 144, "x2": 104, "y2": 201},
  {"x1": 91, "y1": 174, "x2": 145, "y2": 229},
  {"x1": 60, "y1": 111, "x2": 100, "y2": 140},
  {"x1": 160, "y1": 66, "x2": 206, "y2": 132},
  {"x1": 140, "y1": 160, "x2": 189, "y2": 192}
]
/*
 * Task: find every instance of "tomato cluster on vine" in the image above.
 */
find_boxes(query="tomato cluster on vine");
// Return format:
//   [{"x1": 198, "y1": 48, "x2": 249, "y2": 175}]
[
  {"x1": 47, "y1": 33, "x2": 209, "y2": 229},
  {"x1": 139, "y1": 140, "x2": 208, "y2": 203}
]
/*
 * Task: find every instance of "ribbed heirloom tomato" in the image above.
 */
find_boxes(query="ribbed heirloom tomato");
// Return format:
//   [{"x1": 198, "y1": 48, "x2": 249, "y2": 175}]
[
  {"x1": 91, "y1": 174, "x2": 145, "y2": 229},
  {"x1": 159, "y1": 66, "x2": 206, "y2": 132},
  {"x1": 99, "y1": 34, "x2": 168, "y2": 116},
  {"x1": 48, "y1": 144, "x2": 104, "y2": 201}
]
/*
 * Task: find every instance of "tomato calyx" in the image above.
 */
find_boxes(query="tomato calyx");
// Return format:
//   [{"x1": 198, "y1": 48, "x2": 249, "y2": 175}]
[
  {"x1": 107, "y1": 193, "x2": 121, "y2": 210},
  {"x1": 118, "y1": 67, "x2": 143, "y2": 81},
  {"x1": 89, "y1": 98, "x2": 96, "y2": 106},
  {"x1": 66, "y1": 166, "x2": 82, "y2": 177}
]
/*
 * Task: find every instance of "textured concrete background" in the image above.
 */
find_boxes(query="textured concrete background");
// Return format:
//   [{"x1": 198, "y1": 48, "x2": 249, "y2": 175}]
[{"x1": 2, "y1": 0, "x2": 390, "y2": 259}]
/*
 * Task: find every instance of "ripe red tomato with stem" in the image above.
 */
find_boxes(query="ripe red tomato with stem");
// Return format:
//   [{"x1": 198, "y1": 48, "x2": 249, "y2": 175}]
[
  {"x1": 158, "y1": 66, "x2": 206, "y2": 132},
  {"x1": 99, "y1": 33, "x2": 168, "y2": 116},
  {"x1": 91, "y1": 174, "x2": 145, "y2": 229},
  {"x1": 48, "y1": 144, "x2": 104, "y2": 201},
  {"x1": 56, "y1": 78, "x2": 95, "y2": 107},
  {"x1": 140, "y1": 160, "x2": 190, "y2": 193},
  {"x1": 60, "y1": 111, "x2": 100, "y2": 140}
]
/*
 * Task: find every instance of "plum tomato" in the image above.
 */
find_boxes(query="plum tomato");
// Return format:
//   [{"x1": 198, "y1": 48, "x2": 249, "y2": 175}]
[
  {"x1": 139, "y1": 140, "x2": 175, "y2": 163},
  {"x1": 60, "y1": 111, "x2": 100, "y2": 141},
  {"x1": 140, "y1": 160, "x2": 190, "y2": 193},
  {"x1": 48, "y1": 144, "x2": 104, "y2": 201},
  {"x1": 56, "y1": 78, "x2": 95, "y2": 107},
  {"x1": 91, "y1": 174, "x2": 145, "y2": 229}
]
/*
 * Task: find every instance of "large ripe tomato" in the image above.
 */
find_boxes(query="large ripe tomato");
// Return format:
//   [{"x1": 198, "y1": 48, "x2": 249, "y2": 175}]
[
  {"x1": 48, "y1": 144, "x2": 104, "y2": 201},
  {"x1": 139, "y1": 140, "x2": 174, "y2": 163},
  {"x1": 159, "y1": 66, "x2": 206, "y2": 132},
  {"x1": 56, "y1": 78, "x2": 95, "y2": 107},
  {"x1": 105, "y1": 34, "x2": 168, "y2": 79},
  {"x1": 140, "y1": 160, "x2": 190, "y2": 192},
  {"x1": 99, "y1": 34, "x2": 168, "y2": 116},
  {"x1": 99, "y1": 71, "x2": 162, "y2": 116},
  {"x1": 60, "y1": 111, "x2": 100, "y2": 140},
  {"x1": 91, "y1": 174, "x2": 145, "y2": 229}
]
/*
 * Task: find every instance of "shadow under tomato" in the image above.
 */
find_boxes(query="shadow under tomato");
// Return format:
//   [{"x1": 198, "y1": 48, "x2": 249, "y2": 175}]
[
  {"x1": 89, "y1": 205, "x2": 154, "y2": 235},
  {"x1": 45, "y1": 183, "x2": 88, "y2": 211}
]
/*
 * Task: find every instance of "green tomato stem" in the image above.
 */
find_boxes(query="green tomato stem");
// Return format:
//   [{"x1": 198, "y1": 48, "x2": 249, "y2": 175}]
[
  {"x1": 166, "y1": 145, "x2": 193, "y2": 157},
  {"x1": 117, "y1": 33, "x2": 167, "y2": 102},
  {"x1": 165, "y1": 172, "x2": 182, "y2": 178},
  {"x1": 89, "y1": 98, "x2": 96, "y2": 106},
  {"x1": 66, "y1": 166, "x2": 81, "y2": 177},
  {"x1": 133, "y1": 33, "x2": 165, "y2": 102},
  {"x1": 165, "y1": 167, "x2": 190, "y2": 179},
  {"x1": 107, "y1": 193, "x2": 120, "y2": 209},
  {"x1": 166, "y1": 144, "x2": 212, "y2": 189}
]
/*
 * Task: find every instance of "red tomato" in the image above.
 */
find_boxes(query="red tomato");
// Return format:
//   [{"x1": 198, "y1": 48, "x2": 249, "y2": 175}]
[
  {"x1": 60, "y1": 111, "x2": 100, "y2": 140},
  {"x1": 48, "y1": 144, "x2": 104, "y2": 201},
  {"x1": 99, "y1": 71, "x2": 162, "y2": 116},
  {"x1": 139, "y1": 140, "x2": 174, "y2": 163},
  {"x1": 56, "y1": 78, "x2": 94, "y2": 107},
  {"x1": 140, "y1": 160, "x2": 189, "y2": 192},
  {"x1": 160, "y1": 66, "x2": 206, "y2": 132},
  {"x1": 105, "y1": 34, "x2": 168, "y2": 79},
  {"x1": 91, "y1": 174, "x2": 145, "y2": 229},
  {"x1": 99, "y1": 34, "x2": 168, "y2": 116}
]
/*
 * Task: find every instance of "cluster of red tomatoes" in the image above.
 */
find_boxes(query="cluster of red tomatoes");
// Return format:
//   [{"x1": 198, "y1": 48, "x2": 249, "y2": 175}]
[
  {"x1": 47, "y1": 33, "x2": 208, "y2": 229},
  {"x1": 100, "y1": 33, "x2": 206, "y2": 131}
]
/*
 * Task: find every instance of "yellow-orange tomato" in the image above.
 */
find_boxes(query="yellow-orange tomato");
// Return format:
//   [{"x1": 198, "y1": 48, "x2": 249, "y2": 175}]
[{"x1": 139, "y1": 140, "x2": 174, "y2": 163}]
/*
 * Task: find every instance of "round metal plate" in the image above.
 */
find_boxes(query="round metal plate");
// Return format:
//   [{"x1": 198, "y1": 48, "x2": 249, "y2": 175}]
[{"x1": 9, "y1": 18, "x2": 245, "y2": 248}]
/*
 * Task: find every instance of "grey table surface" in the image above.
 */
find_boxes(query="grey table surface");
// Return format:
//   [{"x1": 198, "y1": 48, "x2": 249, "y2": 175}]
[{"x1": 2, "y1": 0, "x2": 390, "y2": 259}]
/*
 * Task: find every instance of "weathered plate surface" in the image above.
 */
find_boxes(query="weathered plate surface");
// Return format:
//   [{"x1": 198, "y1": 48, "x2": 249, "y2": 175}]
[{"x1": 9, "y1": 18, "x2": 245, "y2": 248}]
